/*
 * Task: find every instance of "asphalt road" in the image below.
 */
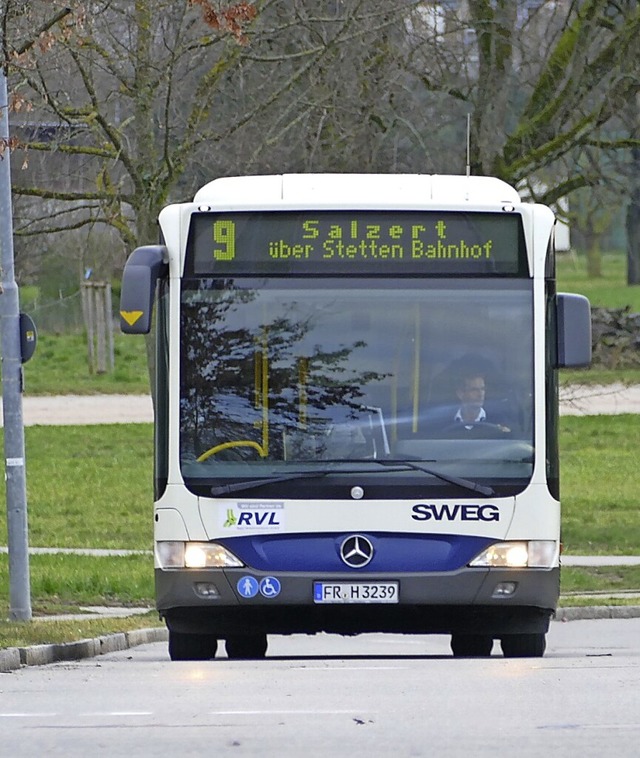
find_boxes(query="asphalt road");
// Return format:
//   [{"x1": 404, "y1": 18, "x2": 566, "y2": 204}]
[{"x1": 2, "y1": 620, "x2": 640, "y2": 758}]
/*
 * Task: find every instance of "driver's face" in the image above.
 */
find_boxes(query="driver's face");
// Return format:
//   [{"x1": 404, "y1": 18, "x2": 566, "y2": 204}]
[{"x1": 457, "y1": 377, "x2": 486, "y2": 406}]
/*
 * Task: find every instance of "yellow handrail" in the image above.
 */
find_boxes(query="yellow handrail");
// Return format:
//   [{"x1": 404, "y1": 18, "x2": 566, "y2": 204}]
[{"x1": 197, "y1": 440, "x2": 266, "y2": 462}]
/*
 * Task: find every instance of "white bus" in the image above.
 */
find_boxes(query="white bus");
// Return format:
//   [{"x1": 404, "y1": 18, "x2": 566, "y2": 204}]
[{"x1": 120, "y1": 174, "x2": 591, "y2": 660}]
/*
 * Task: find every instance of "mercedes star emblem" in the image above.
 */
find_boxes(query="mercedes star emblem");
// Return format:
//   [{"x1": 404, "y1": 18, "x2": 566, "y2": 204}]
[{"x1": 340, "y1": 535, "x2": 374, "y2": 568}]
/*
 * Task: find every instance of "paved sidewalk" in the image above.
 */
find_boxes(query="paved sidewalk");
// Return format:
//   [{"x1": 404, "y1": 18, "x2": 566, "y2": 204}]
[
  {"x1": 558, "y1": 382, "x2": 640, "y2": 415},
  {"x1": 562, "y1": 555, "x2": 640, "y2": 567},
  {"x1": 0, "y1": 393, "x2": 154, "y2": 426},
  {"x1": 0, "y1": 546, "x2": 152, "y2": 557}
]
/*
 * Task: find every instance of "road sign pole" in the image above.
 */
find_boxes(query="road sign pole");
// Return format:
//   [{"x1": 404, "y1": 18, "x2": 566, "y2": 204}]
[{"x1": 0, "y1": 61, "x2": 32, "y2": 621}]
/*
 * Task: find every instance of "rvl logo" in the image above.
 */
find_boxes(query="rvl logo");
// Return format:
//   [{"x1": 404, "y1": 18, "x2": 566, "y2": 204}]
[{"x1": 238, "y1": 510, "x2": 281, "y2": 527}]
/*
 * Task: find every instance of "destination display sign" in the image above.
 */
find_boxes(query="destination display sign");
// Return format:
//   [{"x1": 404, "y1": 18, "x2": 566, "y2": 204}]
[{"x1": 186, "y1": 211, "x2": 527, "y2": 276}]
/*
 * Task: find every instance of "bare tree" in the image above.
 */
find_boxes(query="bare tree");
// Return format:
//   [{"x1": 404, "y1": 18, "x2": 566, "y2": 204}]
[{"x1": 7, "y1": 0, "x2": 413, "y2": 250}]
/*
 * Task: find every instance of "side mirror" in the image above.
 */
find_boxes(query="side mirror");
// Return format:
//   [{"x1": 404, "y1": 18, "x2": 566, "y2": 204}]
[
  {"x1": 556, "y1": 293, "x2": 591, "y2": 368},
  {"x1": 119, "y1": 245, "x2": 168, "y2": 334}
]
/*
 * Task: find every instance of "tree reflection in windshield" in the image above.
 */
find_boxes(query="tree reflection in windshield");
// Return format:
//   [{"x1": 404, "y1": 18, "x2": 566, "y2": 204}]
[{"x1": 180, "y1": 279, "x2": 389, "y2": 463}]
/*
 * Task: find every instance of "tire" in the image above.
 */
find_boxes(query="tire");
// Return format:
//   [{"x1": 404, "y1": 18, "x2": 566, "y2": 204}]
[
  {"x1": 225, "y1": 634, "x2": 268, "y2": 660},
  {"x1": 168, "y1": 631, "x2": 218, "y2": 661},
  {"x1": 451, "y1": 634, "x2": 494, "y2": 658},
  {"x1": 500, "y1": 633, "x2": 546, "y2": 658}
]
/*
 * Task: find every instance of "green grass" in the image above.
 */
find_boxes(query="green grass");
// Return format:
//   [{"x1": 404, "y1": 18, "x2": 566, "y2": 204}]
[
  {"x1": 0, "y1": 553, "x2": 154, "y2": 613},
  {"x1": 0, "y1": 549, "x2": 155, "y2": 649},
  {"x1": 559, "y1": 563, "x2": 640, "y2": 607},
  {"x1": 561, "y1": 565, "x2": 640, "y2": 594},
  {"x1": 0, "y1": 425, "x2": 153, "y2": 549},
  {"x1": 21, "y1": 332, "x2": 150, "y2": 396},
  {"x1": 556, "y1": 252, "x2": 640, "y2": 310},
  {"x1": 560, "y1": 415, "x2": 639, "y2": 555},
  {"x1": 561, "y1": 366, "x2": 640, "y2": 386}
]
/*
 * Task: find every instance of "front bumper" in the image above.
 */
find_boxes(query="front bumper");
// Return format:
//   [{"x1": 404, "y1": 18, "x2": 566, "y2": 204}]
[{"x1": 157, "y1": 566, "x2": 559, "y2": 637}]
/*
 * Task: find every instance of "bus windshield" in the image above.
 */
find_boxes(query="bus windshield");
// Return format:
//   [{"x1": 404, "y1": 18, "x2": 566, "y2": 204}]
[{"x1": 179, "y1": 277, "x2": 534, "y2": 498}]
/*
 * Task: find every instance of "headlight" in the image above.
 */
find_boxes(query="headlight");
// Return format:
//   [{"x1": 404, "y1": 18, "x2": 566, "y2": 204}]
[
  {"x1": 156, "y1": 541, "x2": 244, "y2": 569},
  {"x1": 469, "y1": 541, "x2": 557, "y2": 568},
  {"x1": 184, "y1": 542, "x2": 244, "y2": 568}
]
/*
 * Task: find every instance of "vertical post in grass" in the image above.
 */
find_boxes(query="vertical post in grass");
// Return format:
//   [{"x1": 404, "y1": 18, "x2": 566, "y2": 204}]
[
  {"x1": 82, "y1": 281, "x2": 115, "y2": 374},
  {"x1": 0, "y1": 42, "x2": 32, "y2": 620},
  {"x1": 81, "y1": 282, "x2": 96, "y2": 373}
]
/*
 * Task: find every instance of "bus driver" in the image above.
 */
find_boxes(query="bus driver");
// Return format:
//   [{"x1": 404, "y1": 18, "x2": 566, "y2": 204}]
[{"x1": 451, "y1": 371, "x2": 512, "y2": 433}]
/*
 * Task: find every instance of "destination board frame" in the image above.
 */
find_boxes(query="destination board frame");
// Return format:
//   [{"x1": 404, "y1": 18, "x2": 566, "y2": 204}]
[{"x1": 185, "y1": 210, "x2": 528, "y2": 276}]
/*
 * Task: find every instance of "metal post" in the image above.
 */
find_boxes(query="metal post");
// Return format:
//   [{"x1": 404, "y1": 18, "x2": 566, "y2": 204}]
[{"x1": 0, "y1": 63, "x2": 31, "y2": 620}]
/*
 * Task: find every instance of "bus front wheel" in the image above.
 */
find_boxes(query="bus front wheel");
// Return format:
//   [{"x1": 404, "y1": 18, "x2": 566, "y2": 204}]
[
  {"x1": 225, "y1": 634, "x2": 268, "y2": 660},
  {"x1": 500, "y1": 633, "x2": 546, "y2": 658},
  {"x1": 450, "y1": 634, "x2": 494, "y2": 657},
  {"x1": 168, "y1": 631, "x2": 218, "y2": 661}
]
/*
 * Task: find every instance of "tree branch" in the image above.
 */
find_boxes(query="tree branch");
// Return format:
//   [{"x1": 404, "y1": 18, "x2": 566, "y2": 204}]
[{"x1": 12, "y1": 6, "x2": 73, "y2": 57}]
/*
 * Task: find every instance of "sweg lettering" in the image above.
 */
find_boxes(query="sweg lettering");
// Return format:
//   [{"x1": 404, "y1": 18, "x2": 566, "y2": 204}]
[
  {"x1": 237, "y1": 511, "x2": 281, "y2": 526},
  {"x1": 411, "y1": 503, "x2": 500, "y2": 522}
]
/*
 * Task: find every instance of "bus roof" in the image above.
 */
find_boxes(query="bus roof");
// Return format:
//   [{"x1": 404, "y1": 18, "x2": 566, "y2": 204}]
[{"x1": 193, "y1": 174, "x2": 521, "y2": 207}]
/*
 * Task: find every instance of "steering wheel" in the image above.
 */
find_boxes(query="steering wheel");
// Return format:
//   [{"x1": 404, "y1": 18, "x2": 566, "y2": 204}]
[{"x1": 439, "y1": 422, "x2": 512, "y2": 439}]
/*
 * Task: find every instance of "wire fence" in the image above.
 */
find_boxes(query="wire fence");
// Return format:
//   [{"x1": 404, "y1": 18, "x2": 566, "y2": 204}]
[
  {"x1": 20, "y1": 284, "x2": 120, "y2": 337},
  {"x1": 20, "y1": 283, "x2": 116, "y2": 373},
  {"x1": 20, "y1": 289, "x2": 86, "y2": 334}
]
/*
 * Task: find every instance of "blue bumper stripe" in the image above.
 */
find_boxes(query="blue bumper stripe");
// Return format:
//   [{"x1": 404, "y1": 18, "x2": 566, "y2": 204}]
[{"x1": 217, "y1": 533, "x2": 495, "y2": 573}]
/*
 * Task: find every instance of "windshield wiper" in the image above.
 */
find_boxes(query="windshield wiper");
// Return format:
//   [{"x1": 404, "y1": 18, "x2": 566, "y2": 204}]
[
  {"x1": 212, "y1": 472, "x2": 322, "y2": 496},
  {"x1": 210, "y1": 460, "x2": 494, "y2": 497},
  {"x1": 380, "y1": 460, "x2": 495, "y2": 497},
  {"x1": 210, "y1": 465, "x2": 409, "y2": 496}
]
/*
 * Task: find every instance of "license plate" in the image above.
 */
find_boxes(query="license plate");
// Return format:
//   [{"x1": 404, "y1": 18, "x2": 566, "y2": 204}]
[{"x1": 313, "y1": 582, "x2": 399, "y2": 604}]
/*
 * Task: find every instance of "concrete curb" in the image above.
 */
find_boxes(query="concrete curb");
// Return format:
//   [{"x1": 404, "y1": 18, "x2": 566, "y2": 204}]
[
  {"x1": 554, "y1": 605, "x2": 640, "y2": 622},
  {"x1": 0, "y1": 626, "x2": 167, "y2": 673}
]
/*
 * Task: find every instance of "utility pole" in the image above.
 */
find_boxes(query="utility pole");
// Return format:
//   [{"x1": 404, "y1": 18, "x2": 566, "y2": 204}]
[
  {"x1": 0, "y1": 7, "x2": 31, "y2": 620},
  {"x1": 1, "y1": 4, "x2": 72, "y2": 621}
]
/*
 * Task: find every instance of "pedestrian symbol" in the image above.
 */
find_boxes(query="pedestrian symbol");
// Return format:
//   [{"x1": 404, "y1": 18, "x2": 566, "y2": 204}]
[
  {"x1": 259, "y1": 576, "x2": 281, "y2": 598},
  {"x1": 237, "y1": 576, "x2": 259, "y2": 598}
]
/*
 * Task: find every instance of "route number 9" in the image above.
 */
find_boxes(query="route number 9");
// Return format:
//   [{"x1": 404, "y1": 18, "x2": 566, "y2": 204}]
[{"x1": 213, "y1": 220, "x2": 236, "y2": 261}]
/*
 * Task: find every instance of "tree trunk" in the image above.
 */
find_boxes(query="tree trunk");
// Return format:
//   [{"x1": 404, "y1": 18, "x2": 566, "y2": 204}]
[
  {"x1": 583, "y1": 226, "x2": 602, "y2": 278},
  {"x1": 626, "y1": 146, "x2": 640, "y2": 285}
]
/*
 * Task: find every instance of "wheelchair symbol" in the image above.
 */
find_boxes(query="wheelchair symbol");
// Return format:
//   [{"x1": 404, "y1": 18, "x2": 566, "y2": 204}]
[{"x1": 259, "y1": 576, "x2": 281, "y2": 598}]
